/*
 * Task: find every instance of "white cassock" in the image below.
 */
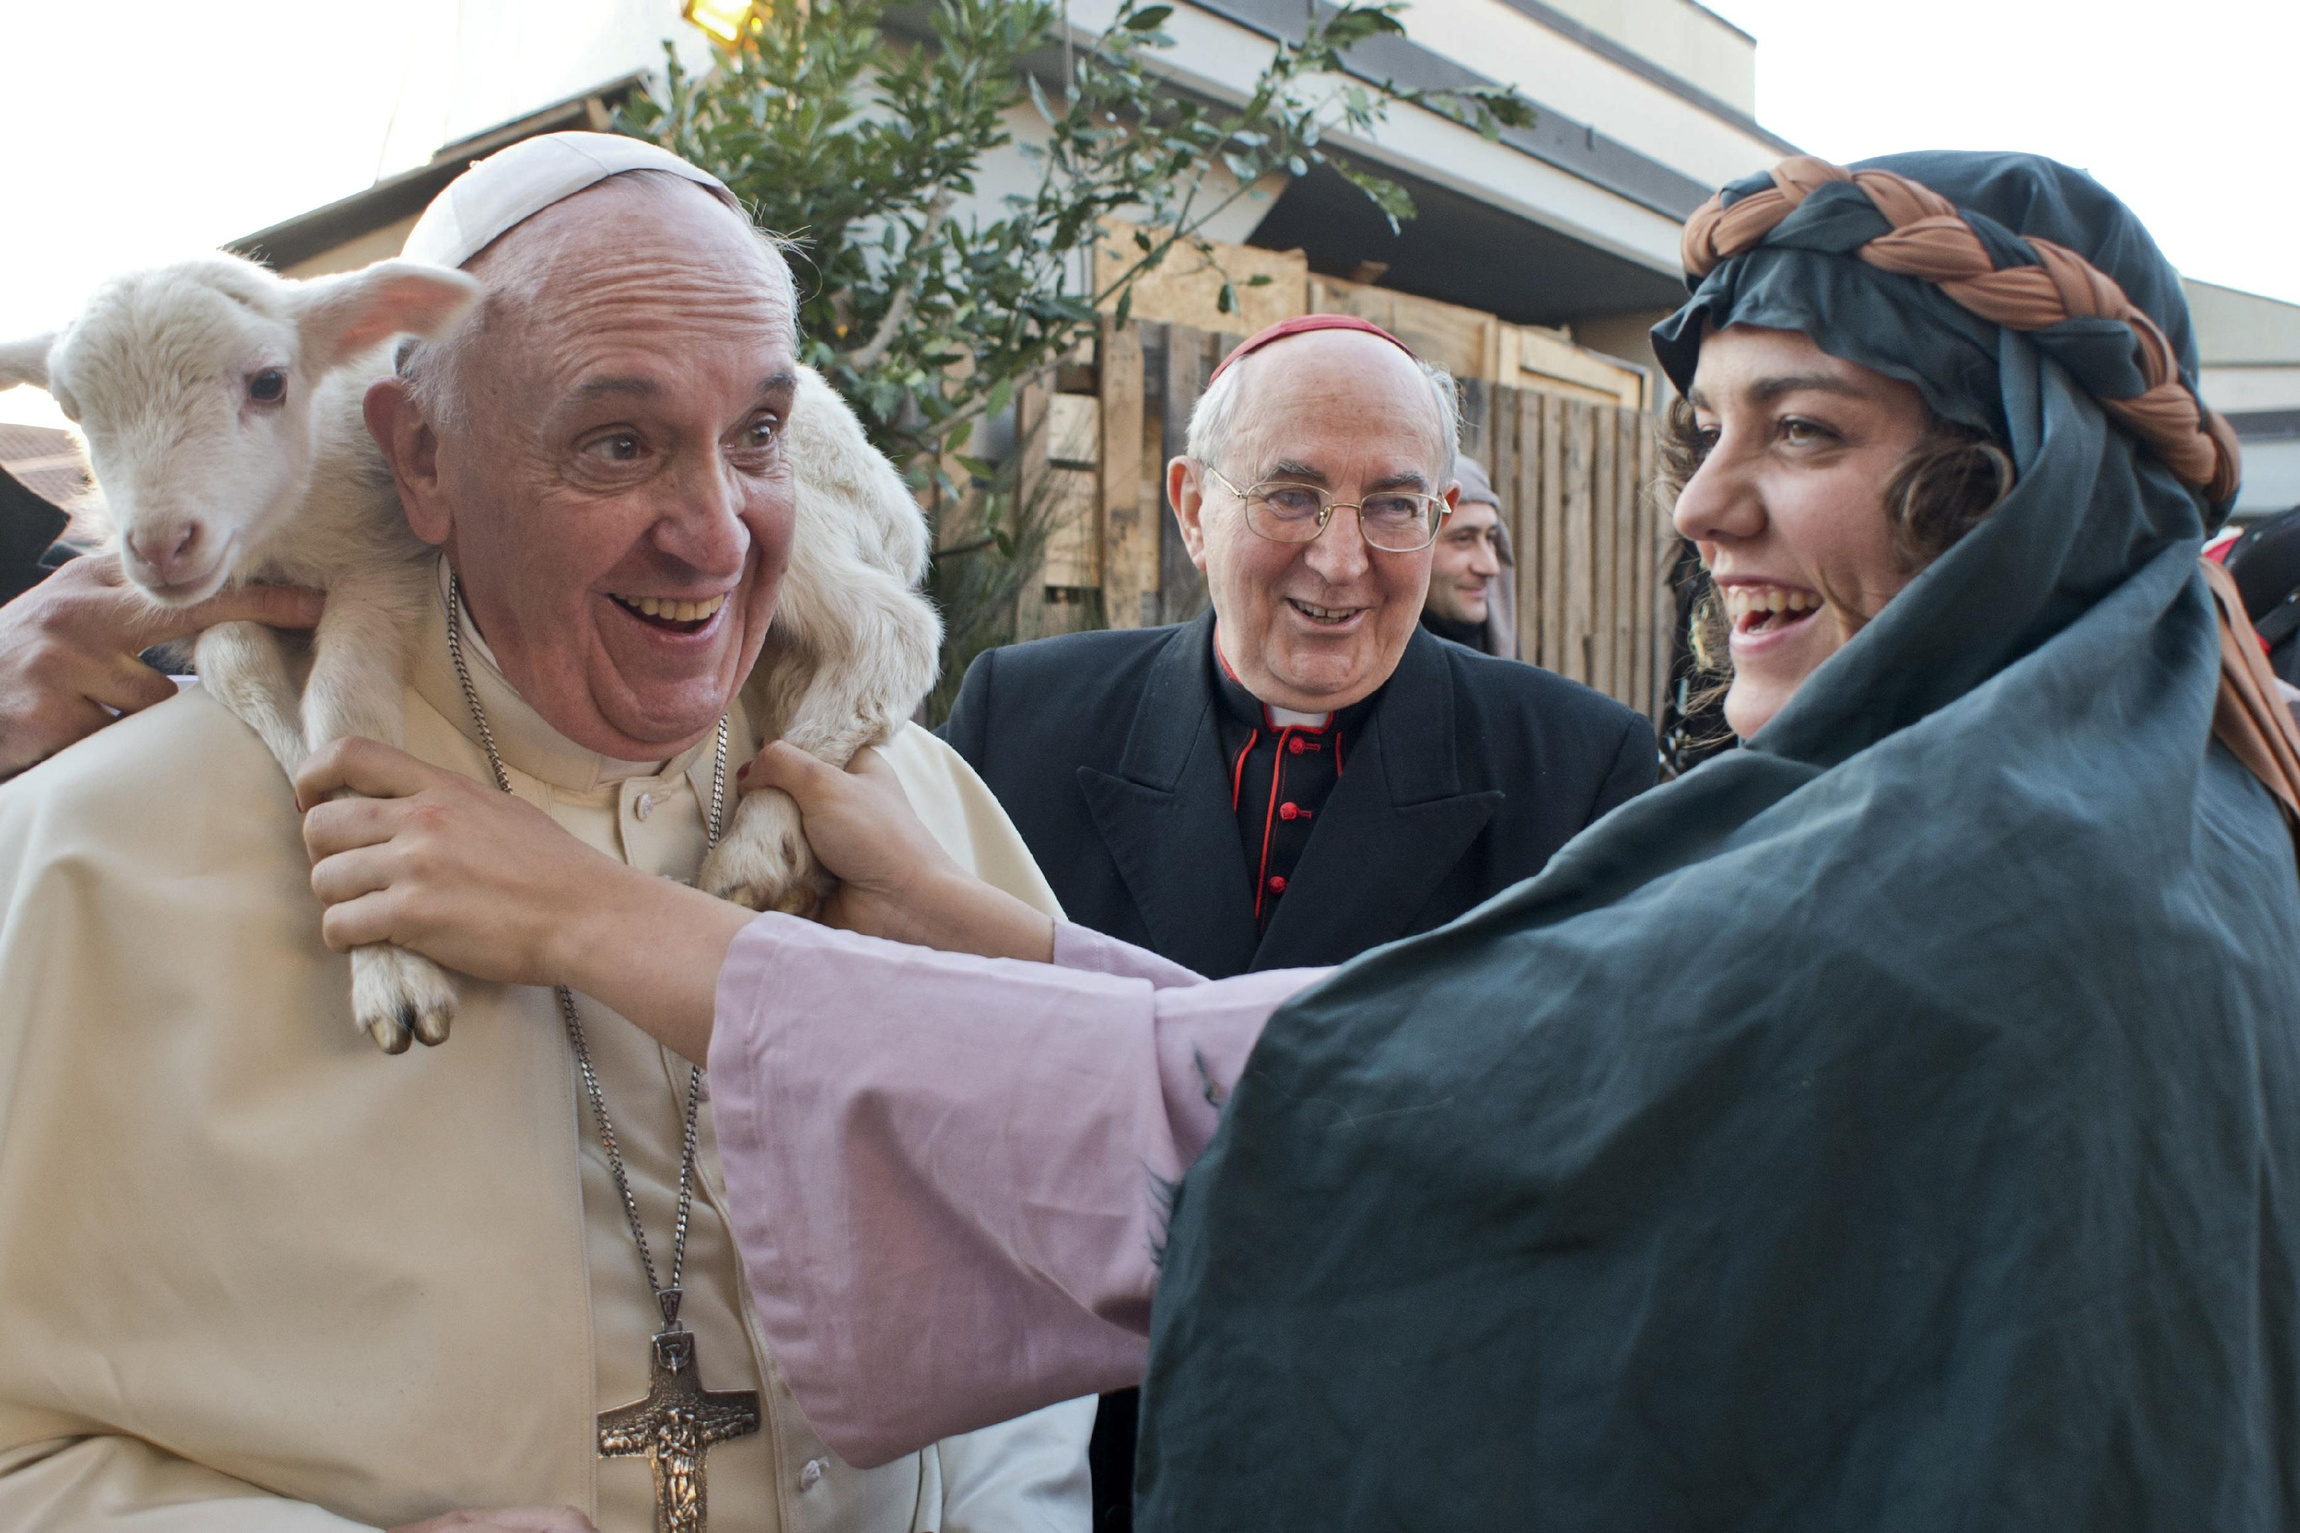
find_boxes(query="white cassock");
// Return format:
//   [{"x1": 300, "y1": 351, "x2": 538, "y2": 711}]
[{"x1": 0, "y1": 575, "x2": 1091, "y2": 1532}]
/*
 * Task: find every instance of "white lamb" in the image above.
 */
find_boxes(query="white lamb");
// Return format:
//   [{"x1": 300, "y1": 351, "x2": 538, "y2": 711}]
[{"x1": 0, "y1": 251, "x2": 942, "y2": 1052}]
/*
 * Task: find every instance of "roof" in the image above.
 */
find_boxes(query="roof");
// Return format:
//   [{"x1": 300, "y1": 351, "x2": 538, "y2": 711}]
[
  {"x1": 230, "y1": 74, "x2": 645, "y2": 271},
  {"x1": 0, "y1": 422, "x2": 87, "y2": 509}
]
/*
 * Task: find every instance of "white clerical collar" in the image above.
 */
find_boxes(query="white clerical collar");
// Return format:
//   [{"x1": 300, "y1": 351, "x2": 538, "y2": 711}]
[
  {"x1": 1211, "y1": 629, "x2": 1333, "y2": 730},
  {"x1": 416, "y1": 556, "x2": 703, "y2": 791}
]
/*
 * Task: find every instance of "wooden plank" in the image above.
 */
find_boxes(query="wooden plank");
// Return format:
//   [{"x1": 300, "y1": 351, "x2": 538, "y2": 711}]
[
  {"x1": 1632, "y1": 412, "x2": 1657, "y2": 720},
  {"x1": 1513, "y1": 326, "x2": 1647, "y2": 409},
  {"x1": 1456, "y1": 377, "x2": 1490, "y2": 469},
  {"x1": 1139, "y1": 324, "x2": 1170, "y2": 629},
  {"x1": 1011, "y1": 375, "x2": 1054, "y2": 641},
  {"x1": 1539, "y1": 393, "x2": 1566, "y2": 674},
  {"x1": 1482, "y1": 384, "x2": 1517, "y2": 657},
  {"x1": 1563, "y1": 402, "x2": 1596, "y2": 685},
  {"x1": 1160, "y1": 325, "x2": 1210, "y2": 624},
  {"x1": 1038, "y1": 466, "x2": 1101, "y2": 590},
  {"x1": 1096, "y1": 219, "x2": 1308, "y2": 334},
  {"x1": 1612, "y1": 407, "x2": 1639, "y2": 711},
  {"x1": 1047, "y1": 393, "x2": 1100, "y2": 468},
  {"x1": 1098, "y1": 321, "x2": 1153, "y2": 628},
  {"x1": 1646, "y1": 424, "x2": 1672, "y2": 722},
  {"x1": 1590, "y1": 409, "x2": 1618, "y2": 699},
  {"x1": 1211, "y1": 330, "x2": 1246, "y2": 384},
  {"x1": 1307, "y1": 276, "x2": 1498, "y2": 383},
  {"x1": 1514, "y1": 389, "x2": 1542, "y2": 667},
  {"x1": 1625, "y1": 410, "x2": 1651, "y2": 719}
]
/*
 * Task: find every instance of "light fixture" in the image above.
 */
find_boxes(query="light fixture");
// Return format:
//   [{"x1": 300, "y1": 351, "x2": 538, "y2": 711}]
[{"x1": 682, "y1": 0, "x2": 757, "y2": 46}]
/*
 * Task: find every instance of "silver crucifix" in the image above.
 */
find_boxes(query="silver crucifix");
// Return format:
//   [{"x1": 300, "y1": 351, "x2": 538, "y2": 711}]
[{"x1": 598, "y1": 1324, "x2": 762, "y2": 1533}]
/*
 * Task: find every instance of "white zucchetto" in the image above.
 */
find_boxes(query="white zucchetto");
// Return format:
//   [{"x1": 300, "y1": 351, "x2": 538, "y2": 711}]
[{"x1": 401, "y1": 130, "x2": 742, "y2": 271}]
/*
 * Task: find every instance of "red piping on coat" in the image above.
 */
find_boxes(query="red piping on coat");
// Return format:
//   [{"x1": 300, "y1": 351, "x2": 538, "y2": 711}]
[{"x1": 1230, "y1": 728, "x2": 1259, "y2": 812}]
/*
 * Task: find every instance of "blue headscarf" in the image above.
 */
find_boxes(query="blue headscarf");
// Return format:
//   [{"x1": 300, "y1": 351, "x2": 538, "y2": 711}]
[{"x1": 1138, "y1": 154, "x2": 2300, "y2": 1530}]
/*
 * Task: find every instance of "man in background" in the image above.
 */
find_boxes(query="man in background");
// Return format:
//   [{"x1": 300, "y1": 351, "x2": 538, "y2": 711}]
[
  {"x1": 1418, "y1": 454, "x2": 1514, "y2": 656},
  {"x1": 939, "y1": 316, "x2": 1653, "y2": 1528}
]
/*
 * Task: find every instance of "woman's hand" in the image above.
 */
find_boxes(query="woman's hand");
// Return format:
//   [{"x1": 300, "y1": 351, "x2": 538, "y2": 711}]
[
  {"x1": 295, "y1": 738, "x2": 747, "y2": 1060},
  {"x1": 296, "y1": 738, "x2": 634, "y2": 987},
  {"x1": 742, "y1": 741, "x2": 1054, "y2": 963}
]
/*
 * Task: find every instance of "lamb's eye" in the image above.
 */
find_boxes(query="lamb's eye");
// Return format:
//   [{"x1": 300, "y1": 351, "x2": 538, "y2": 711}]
[{"x1": 248, "y1": 369, "x2": 287, "y2": 404}]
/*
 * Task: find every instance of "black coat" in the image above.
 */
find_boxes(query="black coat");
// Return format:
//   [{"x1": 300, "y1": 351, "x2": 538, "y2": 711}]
[
  {"x1": 939, "y1": 611, "x2": 1656, "y2": 980},
  {"x1": 0, "y1": 467, "x2": 69, "y2": 606}
]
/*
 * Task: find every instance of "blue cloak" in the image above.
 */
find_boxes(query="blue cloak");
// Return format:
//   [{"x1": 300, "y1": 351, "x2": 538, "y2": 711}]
[{"x1": 1137, "y1": 153, "x2": 2300, "y2": 1529}]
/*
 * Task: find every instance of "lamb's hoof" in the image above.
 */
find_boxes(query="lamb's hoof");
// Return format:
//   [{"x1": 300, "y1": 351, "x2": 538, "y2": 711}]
[
  {"x1": 714, "y1": 875, "x2": 773, "y2": 914},
  {"x1": 353, "y1": 943, "x2": 460, "y2": 1057},
  {"x1": 767, "y1": 870, "x2": 836, "y2": 919},
  {"x1": 701, "y1": 788, "x2": 821, "y2": 915},
  {"x1": 413, "y1": 1006, "x2": 453, "y2": 1047}
]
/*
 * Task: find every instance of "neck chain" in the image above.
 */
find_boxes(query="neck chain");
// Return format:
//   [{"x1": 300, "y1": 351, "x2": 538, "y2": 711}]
[
  {"x1": 443, "y1": 571, "x2": 728, "y2": 1329},
  {"x1": 446, "y1": 573, "x2": 757, "y2": 1533}
]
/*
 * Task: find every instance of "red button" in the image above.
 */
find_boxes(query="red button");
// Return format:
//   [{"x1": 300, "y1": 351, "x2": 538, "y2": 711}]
[
  {"x1": 1267, "y1": 875, "x2": 1287, "y2": 893},
  {"x1": 1279, "y1": 802, "x2": 1300, "y2": 821},
  {"x1": 1288, "y1": 737, "x2": 1305, "y2": 755}
]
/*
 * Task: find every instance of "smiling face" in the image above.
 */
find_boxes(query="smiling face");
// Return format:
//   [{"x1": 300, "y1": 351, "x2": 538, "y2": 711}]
[
  {"x1": 374, "y1": 174, "x2": 797, "y2": 760},
  {"x1": 1169, "y1": 330, "x2": 1454, "y2": 712},
  {"x1": 1672, "y1": 324, "x2": 1934, "y2": 740},
  {"x1": 1425, "y1": 500, "x2": 1501, "y2": 627}
]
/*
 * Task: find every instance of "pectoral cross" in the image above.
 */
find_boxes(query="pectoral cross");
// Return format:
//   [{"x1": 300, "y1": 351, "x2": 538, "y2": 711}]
[{"x1": 598, "y1": 1322, "x2": 762, "y2": 1533}]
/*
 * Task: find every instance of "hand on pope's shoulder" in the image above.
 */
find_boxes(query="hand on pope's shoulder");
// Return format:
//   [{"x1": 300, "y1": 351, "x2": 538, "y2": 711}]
[
  {"x1": 295, "y1": 735, "x2": 745, "y2": 1060},
  {"x1": 741, "y1": 740, "x2": 1055, "y2": 964},
  {"x1": 0, "y1": 552, "x2": 322, "y2": 779}
]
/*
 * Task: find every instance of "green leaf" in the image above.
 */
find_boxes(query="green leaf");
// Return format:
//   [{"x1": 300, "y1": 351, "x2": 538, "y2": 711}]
[
  {"x1": 954, "y1": 454, "x2": 999, "y2": 479},
  {"x1": 1114, "y1": 286, "x2": 1134, "y2": 326},
  {"x1": 1245, "y1": 273, "x2": 1272, "y2": 287},
  {"x1": 1217, "y1": 281, "x2": 1236, "y2": 315},
  {"x1": 1125, "y1": 4, "x2": 1174, "y2": 30}
]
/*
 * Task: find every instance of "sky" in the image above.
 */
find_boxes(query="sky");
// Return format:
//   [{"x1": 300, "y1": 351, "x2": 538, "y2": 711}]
[
  {"x1": 1700, "y1": 0, "x2": 2300, "y2": 307},
  {"x1": 3, "y1": 0, "x2": 2295, "y2": 432}
]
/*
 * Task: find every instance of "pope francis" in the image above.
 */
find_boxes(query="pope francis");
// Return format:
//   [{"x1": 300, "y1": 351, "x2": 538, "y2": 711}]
[{"x1": 0, "y1": 137, "x2": 1090, "y2": 1531}]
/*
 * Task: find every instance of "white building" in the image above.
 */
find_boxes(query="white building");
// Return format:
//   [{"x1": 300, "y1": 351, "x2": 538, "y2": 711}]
[
  {"x1": 236, "y1": 0, "x2": 1790, "y2": 383},
  {"x1": 2187, "y1": 278, "x2": 2300, "y2": 520}
]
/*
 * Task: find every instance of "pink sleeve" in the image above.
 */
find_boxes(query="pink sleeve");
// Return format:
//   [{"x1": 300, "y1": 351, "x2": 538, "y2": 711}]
[{"x1": 707, "y1": 914, "x2": 1323, "y2": 1468}]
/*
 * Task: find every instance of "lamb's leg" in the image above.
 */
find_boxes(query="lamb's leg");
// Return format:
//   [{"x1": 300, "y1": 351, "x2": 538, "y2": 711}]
[
  {"x1": 702, "y1": 561, "x2": 941, "y2": 913},
  {"x1": 301, "y1": 565, "x2": 458, "y2": 1055},
  {"x1": 194, "y1": 620, "x2": 307, "y2": 776}
]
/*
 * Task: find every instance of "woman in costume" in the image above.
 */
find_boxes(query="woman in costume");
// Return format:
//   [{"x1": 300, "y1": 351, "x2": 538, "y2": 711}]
[{"x1": 303, "y1": 151, "x2": 2300, "y2": 1527}]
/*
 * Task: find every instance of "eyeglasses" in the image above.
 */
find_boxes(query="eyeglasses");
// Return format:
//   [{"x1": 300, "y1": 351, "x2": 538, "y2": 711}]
[{"x1": 1201, "y1": 464, "x2": 1449, "y2": 553}]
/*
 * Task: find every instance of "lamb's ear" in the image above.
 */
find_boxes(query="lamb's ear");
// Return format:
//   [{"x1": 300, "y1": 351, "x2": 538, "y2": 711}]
[
  {"x1": 294, "y1": 261, "x2": 481, "y2": 373},
  {"x1": 0, "y1": 333, "x2": 55, "y2": 393}
]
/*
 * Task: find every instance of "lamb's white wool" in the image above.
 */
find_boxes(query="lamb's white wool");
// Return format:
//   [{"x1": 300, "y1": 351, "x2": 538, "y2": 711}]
[
  {"x1": 0, "y1": 335, "x2": 57, "y2": 396},
  {"x1": 38, "y1": 255, "x2": 477, "y2": 606},
  {"x1": 705, "y1": 368, "x2": 943, "y2": 914},
  {"x1": 6, "y1": 252, "x2": 478, "y2": 1051},
  {"x1": 0, "y1": 251, "x2": 945, "y2": 1050}
]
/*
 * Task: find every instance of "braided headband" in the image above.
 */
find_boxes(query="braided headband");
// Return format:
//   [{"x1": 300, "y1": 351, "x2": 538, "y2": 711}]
[{"x1": 1681, "y1": 156, "x2": 2241, "y2": 505}]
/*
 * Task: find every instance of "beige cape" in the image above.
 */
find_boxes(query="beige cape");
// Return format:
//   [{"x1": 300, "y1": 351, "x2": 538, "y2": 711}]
[{"x1": 0, "y1": 622, "x2": 1081, "y2": 1531}]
